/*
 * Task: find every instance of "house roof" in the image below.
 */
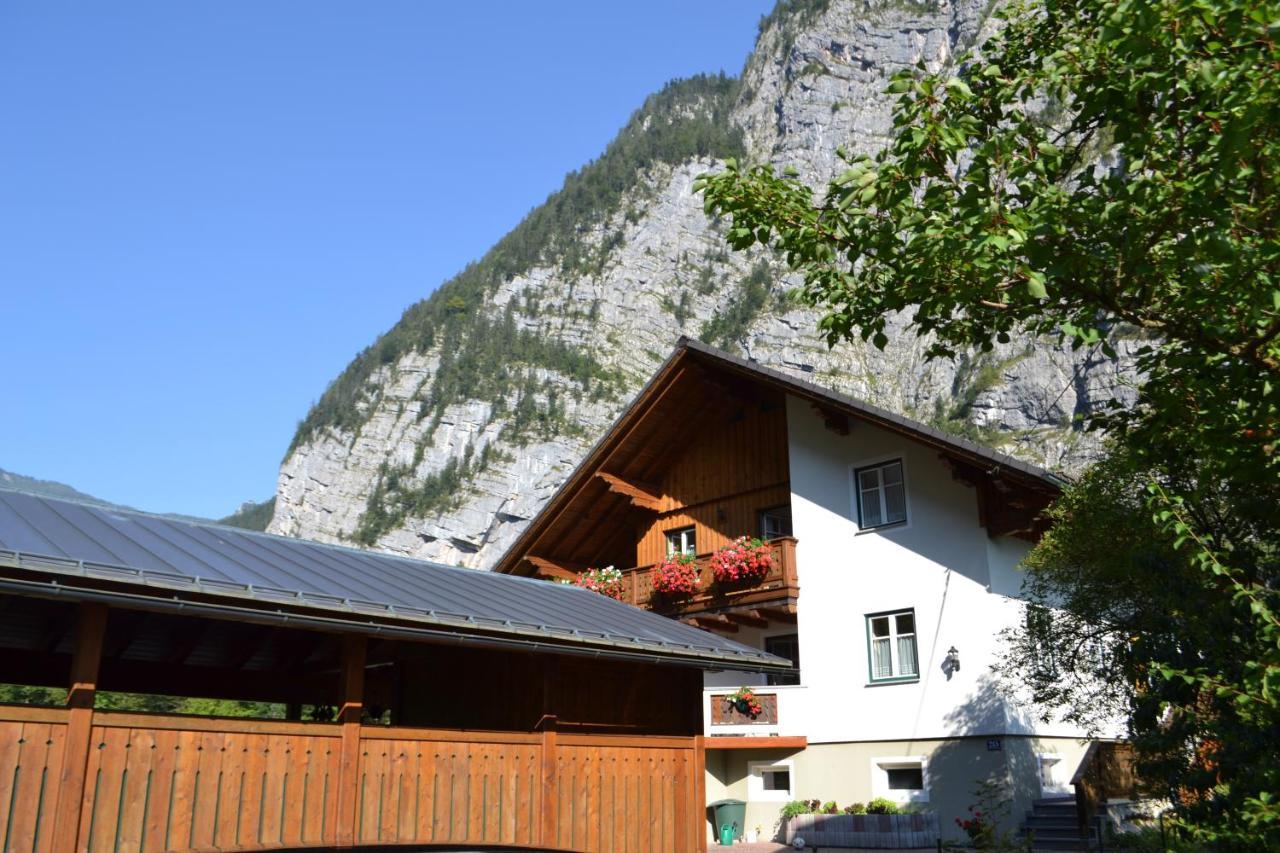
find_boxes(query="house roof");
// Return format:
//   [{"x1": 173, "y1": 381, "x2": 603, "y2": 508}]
[
  {"x1": 0, "y1": 488, "x2": 789, "y2": 672},
  {"x1": 494, "y1": 338, "x2": 1064, "y2": 576},
  {"x1": 677, "y1": 338, "x2": 1067, "y2": 487}
]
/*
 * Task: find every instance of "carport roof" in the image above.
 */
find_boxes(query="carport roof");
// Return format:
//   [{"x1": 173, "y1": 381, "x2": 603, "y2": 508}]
[{"x1": 0, "y1": 488, "x2": 788, "y2": 671}]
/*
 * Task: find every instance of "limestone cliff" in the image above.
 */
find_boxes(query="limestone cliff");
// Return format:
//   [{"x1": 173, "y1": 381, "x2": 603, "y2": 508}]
[{"x1": 269, "y1": 0, "x2": 1133, "y2": 567}]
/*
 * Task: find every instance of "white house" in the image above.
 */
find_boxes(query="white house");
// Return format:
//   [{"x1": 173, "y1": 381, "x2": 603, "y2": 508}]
[{"x1": 495, "y1": 339, "x2": 1097, "y2": 843}]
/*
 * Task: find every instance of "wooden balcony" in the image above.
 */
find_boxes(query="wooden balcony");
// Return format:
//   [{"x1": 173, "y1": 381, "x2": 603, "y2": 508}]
[
  {"x1": 710, "y1": 691, "x2": 779, "y2": 726},
  {"x1": 620, "y1": 537, "x2": 799, "y2": 621}
]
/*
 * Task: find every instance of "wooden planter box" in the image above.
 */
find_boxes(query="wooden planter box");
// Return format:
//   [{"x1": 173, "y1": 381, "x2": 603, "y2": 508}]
[
  {"x1": 710, "y1": 692, "x2": 779, "y2": 725},
  {"x1": 785, "y1": 812, "x2": 940, "y2": 848}
]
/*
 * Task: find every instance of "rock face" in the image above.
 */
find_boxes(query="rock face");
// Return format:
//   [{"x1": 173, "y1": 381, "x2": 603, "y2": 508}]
[{"x1": 269, "y1": 0, "x2": 1133, "y2": 568}]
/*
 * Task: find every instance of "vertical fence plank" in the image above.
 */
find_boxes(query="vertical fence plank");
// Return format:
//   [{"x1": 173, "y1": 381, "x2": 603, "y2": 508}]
[{"x1": 538, "y1": 721, "x2": 558, "y2": 849}]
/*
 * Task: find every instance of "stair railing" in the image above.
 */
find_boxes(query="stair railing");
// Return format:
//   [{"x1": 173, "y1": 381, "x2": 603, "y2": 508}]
[{"x1": 1071, "y1": 740, "x2": 1138, "y2": 843}]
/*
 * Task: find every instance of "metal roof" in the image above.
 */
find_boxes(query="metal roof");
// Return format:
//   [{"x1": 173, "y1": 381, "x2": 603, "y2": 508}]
[{"x1": 0, "y1": 489, "x2": 788, "y2": 671}]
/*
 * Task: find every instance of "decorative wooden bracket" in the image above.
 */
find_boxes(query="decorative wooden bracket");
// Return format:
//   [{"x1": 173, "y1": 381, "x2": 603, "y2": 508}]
[
  {"x1": 756, "y1": 606, "x2": 798, "y2": 625},
  {"x1": 685, "y1": 615, "x2": 739, "y2": 633},
  {"x1": 526, "y1": 556, "x2": 583, "y2": 581},
  {"x1": 810, "y1": 403, "x2": 850, "y2": 435},
  {"x1": 725, "y1": 610, "x2": 770, "y2": 629},
  {"x1": 596, "y1": 471, "x2": 664, "y2": 511}
]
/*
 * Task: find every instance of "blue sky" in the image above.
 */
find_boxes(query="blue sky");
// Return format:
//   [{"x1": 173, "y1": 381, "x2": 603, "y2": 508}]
[{"x1": 0, "y1": 1, "x2": 775, "y2": 518}]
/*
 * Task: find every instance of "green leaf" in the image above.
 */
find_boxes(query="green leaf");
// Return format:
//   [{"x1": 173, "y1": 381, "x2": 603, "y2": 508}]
[{"x1": 1026, "y1": 271, "x2": 1048, "y2": 299}]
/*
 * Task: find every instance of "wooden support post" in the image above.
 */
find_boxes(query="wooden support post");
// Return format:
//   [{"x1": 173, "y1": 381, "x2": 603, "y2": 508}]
[
  {"x1": 694, "y1": 735, "x2": 708, "y2": 853},
  {"x1": 538, "y1": 715, "x2": 558, "y2": 848},
  {"x1": 51, "y1": 602, "x2": 107, "y2": 853},
  {"x1": 335, "y1": 634, "x2": 366, "y2": 848}
]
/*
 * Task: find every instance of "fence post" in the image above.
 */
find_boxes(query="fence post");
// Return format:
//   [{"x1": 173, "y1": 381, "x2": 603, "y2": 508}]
[
  {"x1": 335, "y1": 634, "x2": 366, "y2": 848},
  {"x1": 694, "y1": 735, "x2": 708, "y2": 852},
  {"x1": 539, "y1": 714, "x2": 558, "y2": 847},
  {"x1": 51, "y1": 602, "x2": 107, "y2": 853}
]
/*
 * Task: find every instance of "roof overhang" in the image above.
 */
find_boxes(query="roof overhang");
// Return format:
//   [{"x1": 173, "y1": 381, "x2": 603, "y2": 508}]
[
  {"x1": 0, "y1": 549, "x2": 793, "y2": 674},
  {"x1": 494, "y1": 339, "x2": 1065, "y2": 576}
]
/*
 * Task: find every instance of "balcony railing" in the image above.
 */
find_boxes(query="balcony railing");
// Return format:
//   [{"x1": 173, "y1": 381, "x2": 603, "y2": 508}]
[
  {"x1": 702, "y1": 685, "x2": 810, "y2": 742},
  {"x1": 709, "y1": 691, "x2": 779, "y2": 726},
  {"x1": 619, "y1": 536, "x2": 799, "y2": 616}
]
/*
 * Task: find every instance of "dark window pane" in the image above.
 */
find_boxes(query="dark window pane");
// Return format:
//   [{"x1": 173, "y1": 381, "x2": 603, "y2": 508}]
[
  {"x1": 763, "y1": 770, "x2": 791, "y2": 791},
  {"x1": 871, "y1": 616, "x2": 890, "y2": 638},
  {"x1": 765, "y1": 634, "x2": 800, "y2": 686},
  {"x1": 887, "y1": 767, "x2": 924, "y2": 790},
  {"x1": 895, "y1": 612, "x2": 915, "y2": 634}
]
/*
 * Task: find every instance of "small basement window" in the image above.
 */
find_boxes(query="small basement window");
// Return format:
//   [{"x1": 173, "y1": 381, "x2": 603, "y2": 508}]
[
  {"x1": 887, "y1": 766, "x2": 924, "y2": 791},
  {"x1": 748, "y1": 760, "x2": 794, "y2": 801},
  {"x1": 854, "y1": 459, "x2": 907, "y2": 529},
  {"x1": 873, "y1": 757, "x2": 928, "y2": 804}
]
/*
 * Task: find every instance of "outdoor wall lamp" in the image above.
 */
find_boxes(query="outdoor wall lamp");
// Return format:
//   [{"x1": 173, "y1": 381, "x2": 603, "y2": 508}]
[{"x1": 945, "y1": 646, "x2": 961, "y2": 672}]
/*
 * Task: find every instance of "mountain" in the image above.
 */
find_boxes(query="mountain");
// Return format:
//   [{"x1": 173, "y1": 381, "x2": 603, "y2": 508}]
[
  {"x1": 269, "y1": 0, "x2": 1135, "y2": 568},
  {"x1": 0, "y1": 468, "x2": 122, "y2": 509},
  {"x1": 217, "y1": 498, "x2": 277, "y2": 531},
  {"x1": 0, "y1": 468, "x2": 274, "y2": 532}
]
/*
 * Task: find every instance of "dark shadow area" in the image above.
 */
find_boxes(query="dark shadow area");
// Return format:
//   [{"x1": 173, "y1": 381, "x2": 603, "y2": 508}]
[{"x1": 925, "y1": 677, "x2": 1047, "y2": 846}]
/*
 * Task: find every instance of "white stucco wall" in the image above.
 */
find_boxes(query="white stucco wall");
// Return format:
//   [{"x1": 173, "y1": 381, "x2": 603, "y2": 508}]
[{"x1": 776, "y1": 393, "x2": 1086, "y2": 744}]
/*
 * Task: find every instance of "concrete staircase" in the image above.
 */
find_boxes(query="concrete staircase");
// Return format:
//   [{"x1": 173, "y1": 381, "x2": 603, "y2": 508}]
[{"x1": 1019, "y1": 796, "x2": 1097, "y2": 851}]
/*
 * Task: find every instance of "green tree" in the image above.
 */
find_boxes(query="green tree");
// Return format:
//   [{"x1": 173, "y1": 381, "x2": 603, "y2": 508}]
[{"x1": 698, "y1": 0, "x2": 1279, "y2": 844}]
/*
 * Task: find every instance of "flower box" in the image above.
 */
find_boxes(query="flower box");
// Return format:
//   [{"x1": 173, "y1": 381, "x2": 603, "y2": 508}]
[{"x1": 785, "y1": 812, "x2": 940, "y2": 849}]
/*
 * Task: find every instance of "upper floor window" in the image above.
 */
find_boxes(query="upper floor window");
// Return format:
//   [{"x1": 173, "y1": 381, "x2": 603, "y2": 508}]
[
  {"x1": 854, "y1": 459, "x2": 907, "y2": 529},
  {"x1": 765, "y1": 633, "x2": 800, "y2": 686},
  {"x1": 665, "y1": 526, "x2": 696, "y2": 557},
  {"x1": 867, "y1": 609, "x2": 919, "y2": 683},
  {"x1": 759, "y1": 505, "x2": 793, "y2": 540}
]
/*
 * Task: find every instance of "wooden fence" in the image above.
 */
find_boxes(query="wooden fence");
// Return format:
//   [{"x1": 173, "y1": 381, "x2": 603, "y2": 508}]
[{"x1": 0, "y1": 705, "x2": 704, "y2": 853}]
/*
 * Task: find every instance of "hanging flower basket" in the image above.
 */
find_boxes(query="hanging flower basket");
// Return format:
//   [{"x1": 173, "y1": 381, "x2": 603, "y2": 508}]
[
  {"x1": 651, "y1": 553, "x2": 701, "y2": 597},
  {"x1": 710, "y1": 536, "x2": 773, "y2": 585},
  {"x1": 569, "y1": 566, "x2": 625, "y2": 600},
  {"x1": 725, "y1": 686, "x2": 763, "y2": 718}
]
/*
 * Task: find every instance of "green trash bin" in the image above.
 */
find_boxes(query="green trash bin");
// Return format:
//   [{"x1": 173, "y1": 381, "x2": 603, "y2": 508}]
[{"x1": 709, "y1": 799, "x2": 746, "y2": 845}]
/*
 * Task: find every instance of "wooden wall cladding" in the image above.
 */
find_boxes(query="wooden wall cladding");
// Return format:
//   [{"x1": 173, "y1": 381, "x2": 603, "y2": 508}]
[
  {"x1": 635, "y1": 402, "x2": 791, "y2": 567},
  {"x1": 397, "y1": 647, "x2": 703, "y2": 737},
  {"x1": 78, "y1": 717, "x2": 343, "y2": 852},
  {"x1": 0, "y1": 713, "x2": 68, "y2": 853},
  {"x1": 0, "y1": 706, "x2": 706, "y2": 853},
  {"x1": 552, "y1": 741, "x2": 698, "y2": 853},
  {"x1": 354, "y1": 732, "x2": 542, "y2": 847}
]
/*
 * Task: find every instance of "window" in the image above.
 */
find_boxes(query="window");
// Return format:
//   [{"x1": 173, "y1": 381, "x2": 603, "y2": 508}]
[
  {"x1": 748, "y1": 760, "x2": 794, "y2": 801},
  {"x1": 866, "y1": 609, "x2": 919, "y2": 683},
  {"x1": 665, "y1": 526, "x2": 696, "y2": 557},
  {"x1": 854, "y1": 459, "x2": 907, "y2": 529},
  {"x1": 872, "y1": 757, "x2": 928, "y2": 803},
  {"x1": 763, "y1": 768, "x2": 791, "y2": 791},
  {"x1": 1026, "y1": 604, "x2": 1059, "y2": 678},
  {"x1": 765, "y1": 634, "x2": 800, "y2": 686},
  {"x1": 759, "y1": 505, "x2": 793, "y2": 540},
  {"x1": 887, "y1": 767, "x2": 924, "y2": 791}
]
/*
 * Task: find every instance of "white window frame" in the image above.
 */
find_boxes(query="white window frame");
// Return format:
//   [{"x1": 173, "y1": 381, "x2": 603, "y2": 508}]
[
  {"x1": 747, "y1": 759, "x2": 794, "y2": 802},
  {"x1": 849, "y1": 457, "x2": 910, "y2": 532},
  {"x1": 664, "y1": 526, "x2": 696, "y2": 557},
  {"x1": 865, "y1": 608, "x2": 920, "y2": 684},
  {"x1": 871, "y1": 756, "x2": 929, "y2": 804}
]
